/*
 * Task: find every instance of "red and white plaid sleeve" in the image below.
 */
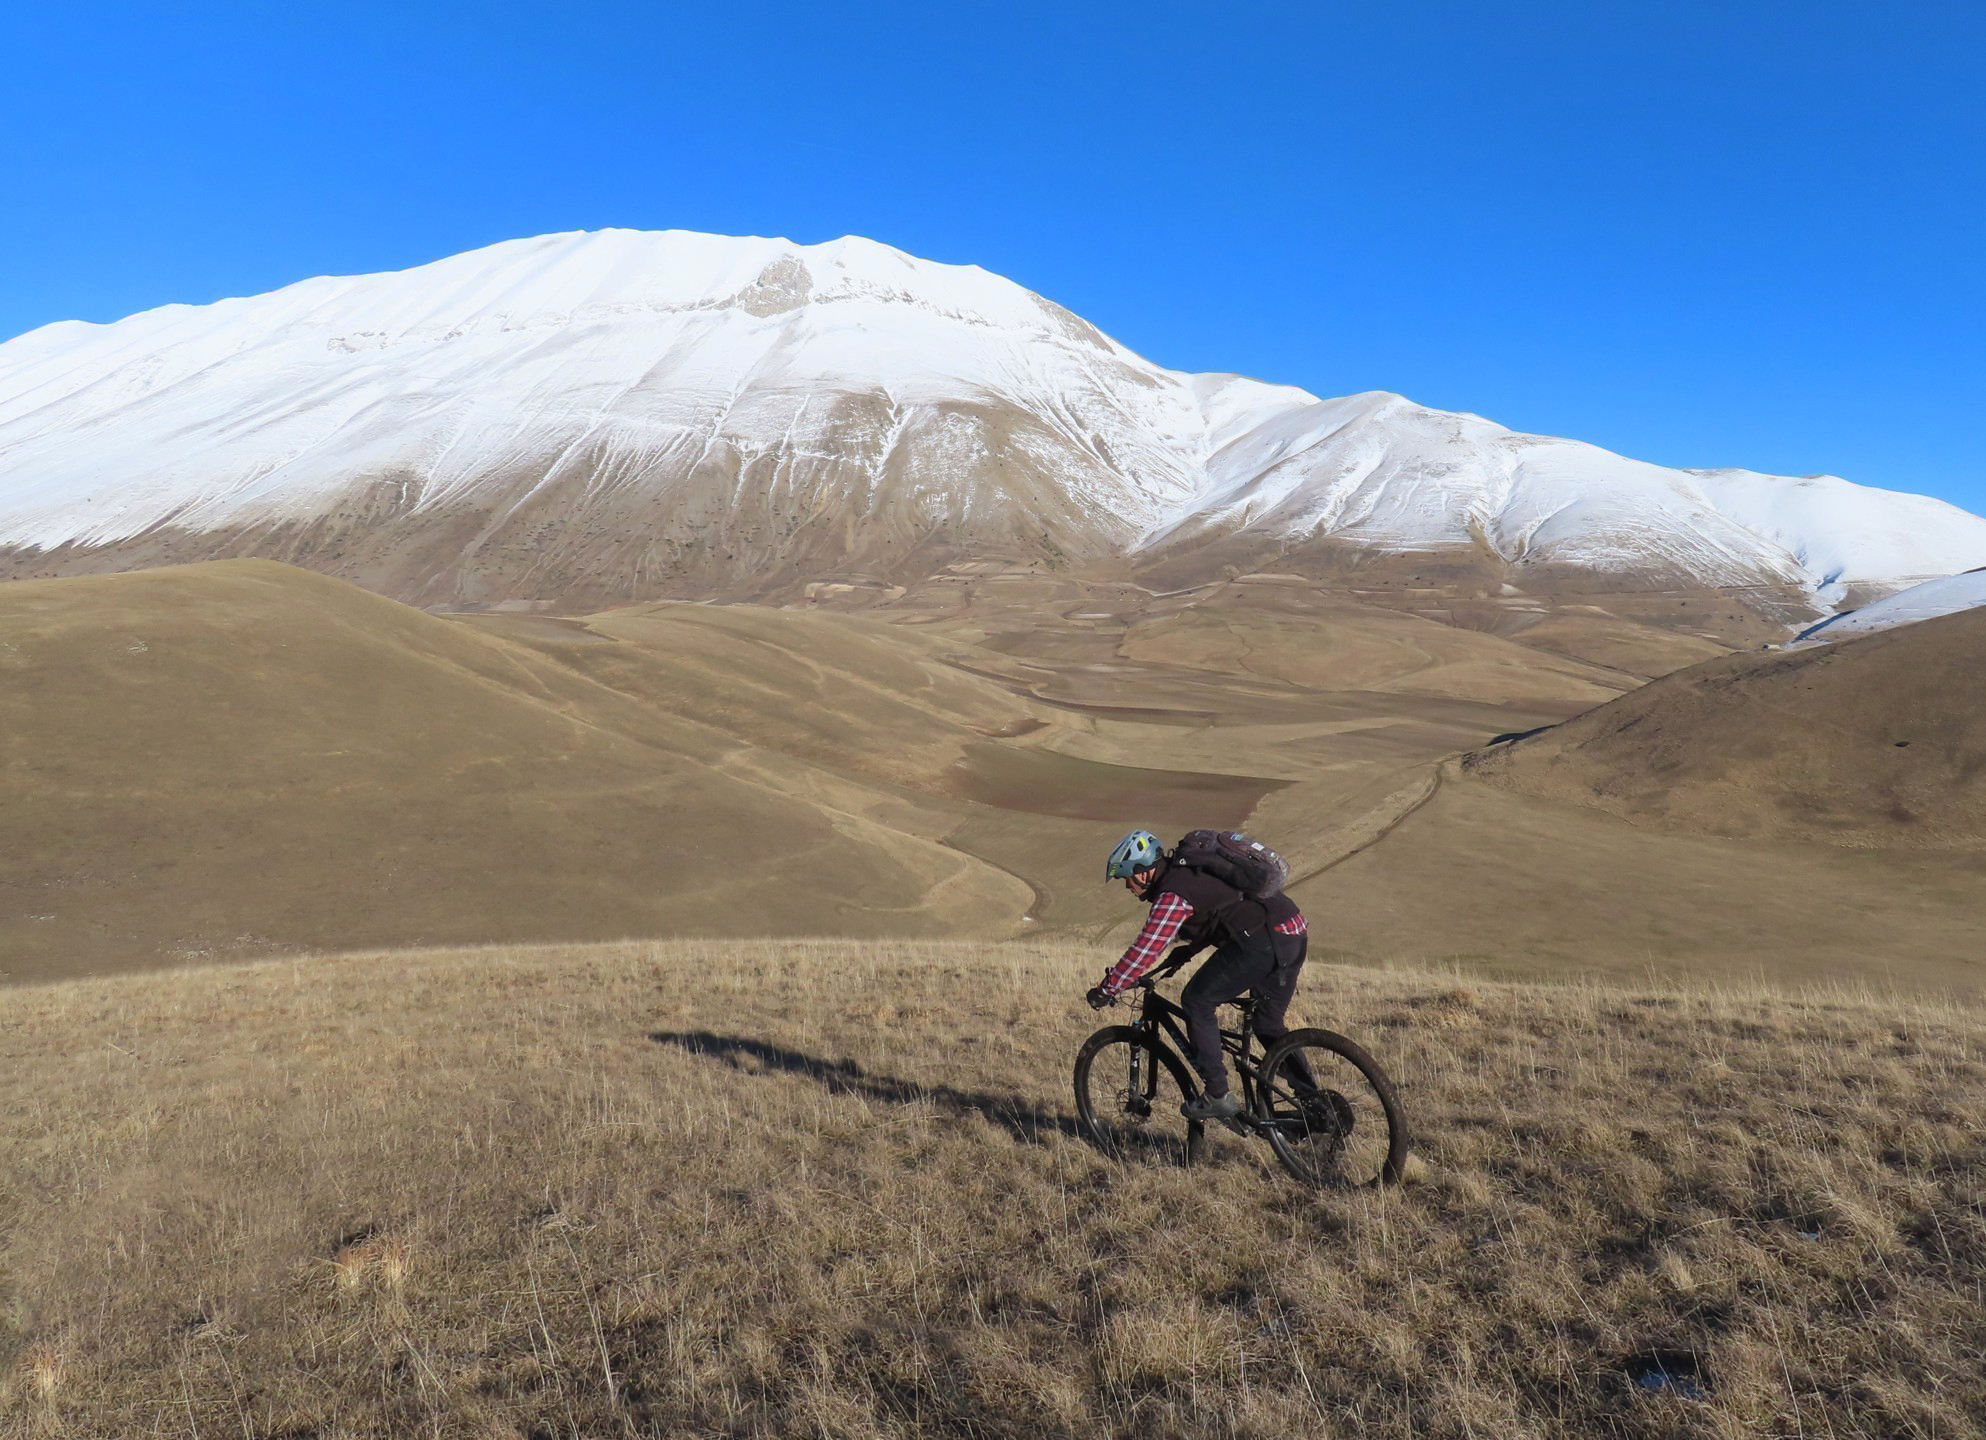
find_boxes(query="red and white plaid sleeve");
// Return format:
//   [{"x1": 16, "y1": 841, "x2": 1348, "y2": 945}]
[{"x1": 1102, "y1": 893, "x2": 1194, "y2": 996}]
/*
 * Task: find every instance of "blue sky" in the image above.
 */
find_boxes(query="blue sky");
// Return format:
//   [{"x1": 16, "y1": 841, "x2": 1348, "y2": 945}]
[{"x1": 3, "y1": 2, "x2": 1981, "y2": 511}]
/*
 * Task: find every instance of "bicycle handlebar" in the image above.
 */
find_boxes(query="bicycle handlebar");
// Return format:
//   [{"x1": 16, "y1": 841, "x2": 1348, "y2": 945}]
[{"x1": 1135, "y1": 948, "x2": 1199, "y2": 986}]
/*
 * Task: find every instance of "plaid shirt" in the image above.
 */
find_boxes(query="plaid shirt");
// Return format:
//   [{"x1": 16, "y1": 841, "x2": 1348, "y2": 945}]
[{"x1": 1101, "y1": 892, "x2": 1194, "y2": 996}]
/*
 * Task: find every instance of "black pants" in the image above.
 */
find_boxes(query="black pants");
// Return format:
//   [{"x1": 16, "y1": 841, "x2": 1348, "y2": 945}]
[{"x1": 1180, "y1": 929, "x2": 1308, "y2": 1099}]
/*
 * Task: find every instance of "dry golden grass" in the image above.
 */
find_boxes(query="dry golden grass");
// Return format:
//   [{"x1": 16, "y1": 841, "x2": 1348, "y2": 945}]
[
  {"x1": 4, "y1": 939, "x2": 1984, "y2": 1438},
  {"x1": 17, "y1": 559, "x2": 1982, "y2": 999},
  {"x1": 1469, "y1": 606, "x2": 1986, "y2": 851}
]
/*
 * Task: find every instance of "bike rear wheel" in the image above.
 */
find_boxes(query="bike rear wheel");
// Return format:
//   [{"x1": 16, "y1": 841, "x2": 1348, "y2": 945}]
[
  {"x1": 1073, "y1": 1026, "x2": 1203, "y2": 1166},
  {"x1": 1255, "y1": 1028, "x2": 1408, "y2": 1188}
]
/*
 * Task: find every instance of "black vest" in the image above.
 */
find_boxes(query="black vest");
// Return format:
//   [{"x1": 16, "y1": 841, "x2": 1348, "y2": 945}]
[{"x1": 1150, "y1": 861, "x2": 1269, "y2": 950}]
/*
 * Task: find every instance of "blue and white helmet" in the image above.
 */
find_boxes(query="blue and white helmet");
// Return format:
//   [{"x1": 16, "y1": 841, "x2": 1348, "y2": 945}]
[{"x1": 1105, "y1": 828, "x2": 1165, "y2": 881}]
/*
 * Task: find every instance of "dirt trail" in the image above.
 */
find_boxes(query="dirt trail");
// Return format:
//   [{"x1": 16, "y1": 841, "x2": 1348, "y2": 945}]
[
  {"x1": 1085, "y1": 759, "x2": 1455, "y2": 947},
  {"x1": 1287, "y1": 763, "x2": 1445, "y2": 887}
]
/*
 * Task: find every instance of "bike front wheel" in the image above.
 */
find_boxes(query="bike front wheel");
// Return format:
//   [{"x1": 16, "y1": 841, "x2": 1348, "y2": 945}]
[
  {"x1": 1255, "y1": 1028, "x2": 1408, "y2": 1188},
  {"x1": 1073, "y1": 1026, "x2": 1204, "y2": 1167}
]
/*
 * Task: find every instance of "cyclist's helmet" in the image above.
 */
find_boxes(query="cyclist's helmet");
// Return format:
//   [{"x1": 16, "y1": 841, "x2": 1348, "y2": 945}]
[{"x1": 1105, "y1": 828, "x2": 1165, "y2": 881}]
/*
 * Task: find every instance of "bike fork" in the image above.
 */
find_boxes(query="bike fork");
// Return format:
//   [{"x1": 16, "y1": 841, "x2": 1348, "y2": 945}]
[{"x1": 1127, "y1": 1038, "x2": 1151, "y2": 1117}]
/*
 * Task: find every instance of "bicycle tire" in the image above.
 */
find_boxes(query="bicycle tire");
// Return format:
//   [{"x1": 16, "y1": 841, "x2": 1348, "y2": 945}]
[
  {"x1": 1073, "y1": 1025, "x2": 1204, "y2": 1166},
  {"x1": 1255, "y1": 1028, "x2": 1408, "y2": 1188}
]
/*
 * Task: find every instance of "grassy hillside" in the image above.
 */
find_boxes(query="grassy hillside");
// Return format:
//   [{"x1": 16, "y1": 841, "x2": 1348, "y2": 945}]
[
  {"x1": 1116, "y1": 587, "x2": 1633, "y2": 707},
  {"x1": 456, "y1": 601, "x2": 1049, "y2": 794},
  {"x1": 0, "y1": 561, "x2": 1032, "y2": 981},
  {"x1": 13, "y1": 558, "x2": 1986, "y2": 997},
  {"x1": 6, "y1": 939, "x2": 1983, "y2": 1438},
  {"x1": 2, "y1": 559, "x2": 1613, "y2": 983},
  {"x1": 1291, "y1": 759, "x2": 1986, "y2": 994},
  {"x1": 1468, "y1": 607, "x2": 1986, "y2": 850}
]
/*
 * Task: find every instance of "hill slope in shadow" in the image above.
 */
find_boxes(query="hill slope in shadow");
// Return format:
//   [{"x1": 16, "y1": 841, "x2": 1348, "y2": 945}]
[{"x1": 1465, "y1": 607, "x2": 1986, "y2": 850}]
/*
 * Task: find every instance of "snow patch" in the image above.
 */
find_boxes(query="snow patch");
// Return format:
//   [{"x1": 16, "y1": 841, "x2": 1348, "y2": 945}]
[{"x1": 1792, "y1": 569, "x2": 1986, "y2": 645}]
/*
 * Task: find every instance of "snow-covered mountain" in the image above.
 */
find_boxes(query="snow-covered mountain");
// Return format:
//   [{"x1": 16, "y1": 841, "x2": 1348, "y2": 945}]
[
  {"x1": 2, "y1": 228, "x2": 1982, "y2": 609},
  {"x1": 1792, "y1": 568, "x2": 1986, "y2": 645},
  {"x1": 1159, "y1": 394, "x2": 1986, "y2": 606}
]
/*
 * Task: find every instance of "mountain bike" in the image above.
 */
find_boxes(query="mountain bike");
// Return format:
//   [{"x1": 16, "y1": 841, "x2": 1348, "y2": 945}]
[{"x1": 1073, "y1": 954, "x2": 1408, "y2": 1187}]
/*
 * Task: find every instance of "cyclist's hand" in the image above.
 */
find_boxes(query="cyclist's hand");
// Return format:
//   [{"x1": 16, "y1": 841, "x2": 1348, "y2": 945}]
[{"x1": 1086, "y1": 985, "x2": 1115, "y2": 1011}]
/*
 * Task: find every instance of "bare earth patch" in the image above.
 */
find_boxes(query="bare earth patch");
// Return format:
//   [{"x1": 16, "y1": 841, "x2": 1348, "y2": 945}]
[{"x1": 3, "y1": 939, "x2": 1982, "y2": 1438}]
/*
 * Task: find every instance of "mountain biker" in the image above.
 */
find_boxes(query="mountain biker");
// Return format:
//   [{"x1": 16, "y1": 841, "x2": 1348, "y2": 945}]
[{"x1": 1087, "y1": 828, "x2": 1310, "y2": 1122}]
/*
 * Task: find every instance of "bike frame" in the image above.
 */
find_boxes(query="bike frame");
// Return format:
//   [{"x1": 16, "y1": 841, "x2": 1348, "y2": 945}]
[
  {"x1": 1127, "y1": 972, "x2": 1277, "y2": 1124},
  {"x1": 1081, "y1": 962, "x2": 1405, "y2": 1186}
]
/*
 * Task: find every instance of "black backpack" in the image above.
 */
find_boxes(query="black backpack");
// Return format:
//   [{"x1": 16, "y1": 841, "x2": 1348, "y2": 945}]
[{"x1": 1171, "y1": 829, "x2": 1290, "y2": 900}]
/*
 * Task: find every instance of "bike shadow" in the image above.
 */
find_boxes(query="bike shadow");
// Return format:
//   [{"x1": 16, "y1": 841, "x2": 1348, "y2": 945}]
[{"x1": 648, "y1": 1030, "x2": 1090, "y2": 1147}]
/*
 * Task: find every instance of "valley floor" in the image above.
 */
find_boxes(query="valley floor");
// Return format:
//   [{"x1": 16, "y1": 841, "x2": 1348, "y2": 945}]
[
  {"x1": 13, "y1": 560, "x2": 1984, "y2": 995},
  {"x1": 6, "y1": 939, "x2": 1983, "y2": 1438}
]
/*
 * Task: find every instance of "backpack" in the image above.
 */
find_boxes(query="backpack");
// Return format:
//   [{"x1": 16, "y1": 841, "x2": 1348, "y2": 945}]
[{"x1": 1171, "y1": 829, "x2": 1290, "y2": 900}]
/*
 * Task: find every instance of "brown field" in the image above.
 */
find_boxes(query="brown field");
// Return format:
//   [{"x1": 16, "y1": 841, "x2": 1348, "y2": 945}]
[
  {"x1": 10, "y1": 558, "x2": 1985, "y2": 995},
  {"x1": 6, "y1": 938, "x2": 1984, "y2": 1438},
  {"x1": 0, "y1": 559, "x2": 1618, "y2": 982}
]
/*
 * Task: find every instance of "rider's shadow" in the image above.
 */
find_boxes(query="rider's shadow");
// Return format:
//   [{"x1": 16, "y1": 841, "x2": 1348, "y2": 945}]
[{"x1": 648, "y1": 1031, "x2": 1089, "y2": 1148}]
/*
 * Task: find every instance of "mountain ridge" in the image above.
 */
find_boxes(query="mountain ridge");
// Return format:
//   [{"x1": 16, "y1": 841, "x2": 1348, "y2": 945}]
[{"x1": 3, "y1": 227, "x2": 1983, "y2": 612}]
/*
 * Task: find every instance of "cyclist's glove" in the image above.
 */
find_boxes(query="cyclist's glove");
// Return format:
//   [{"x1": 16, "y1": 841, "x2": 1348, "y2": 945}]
[{"x1": 1085, "y1": 985, "x2": 1115, "y2": 1010}]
